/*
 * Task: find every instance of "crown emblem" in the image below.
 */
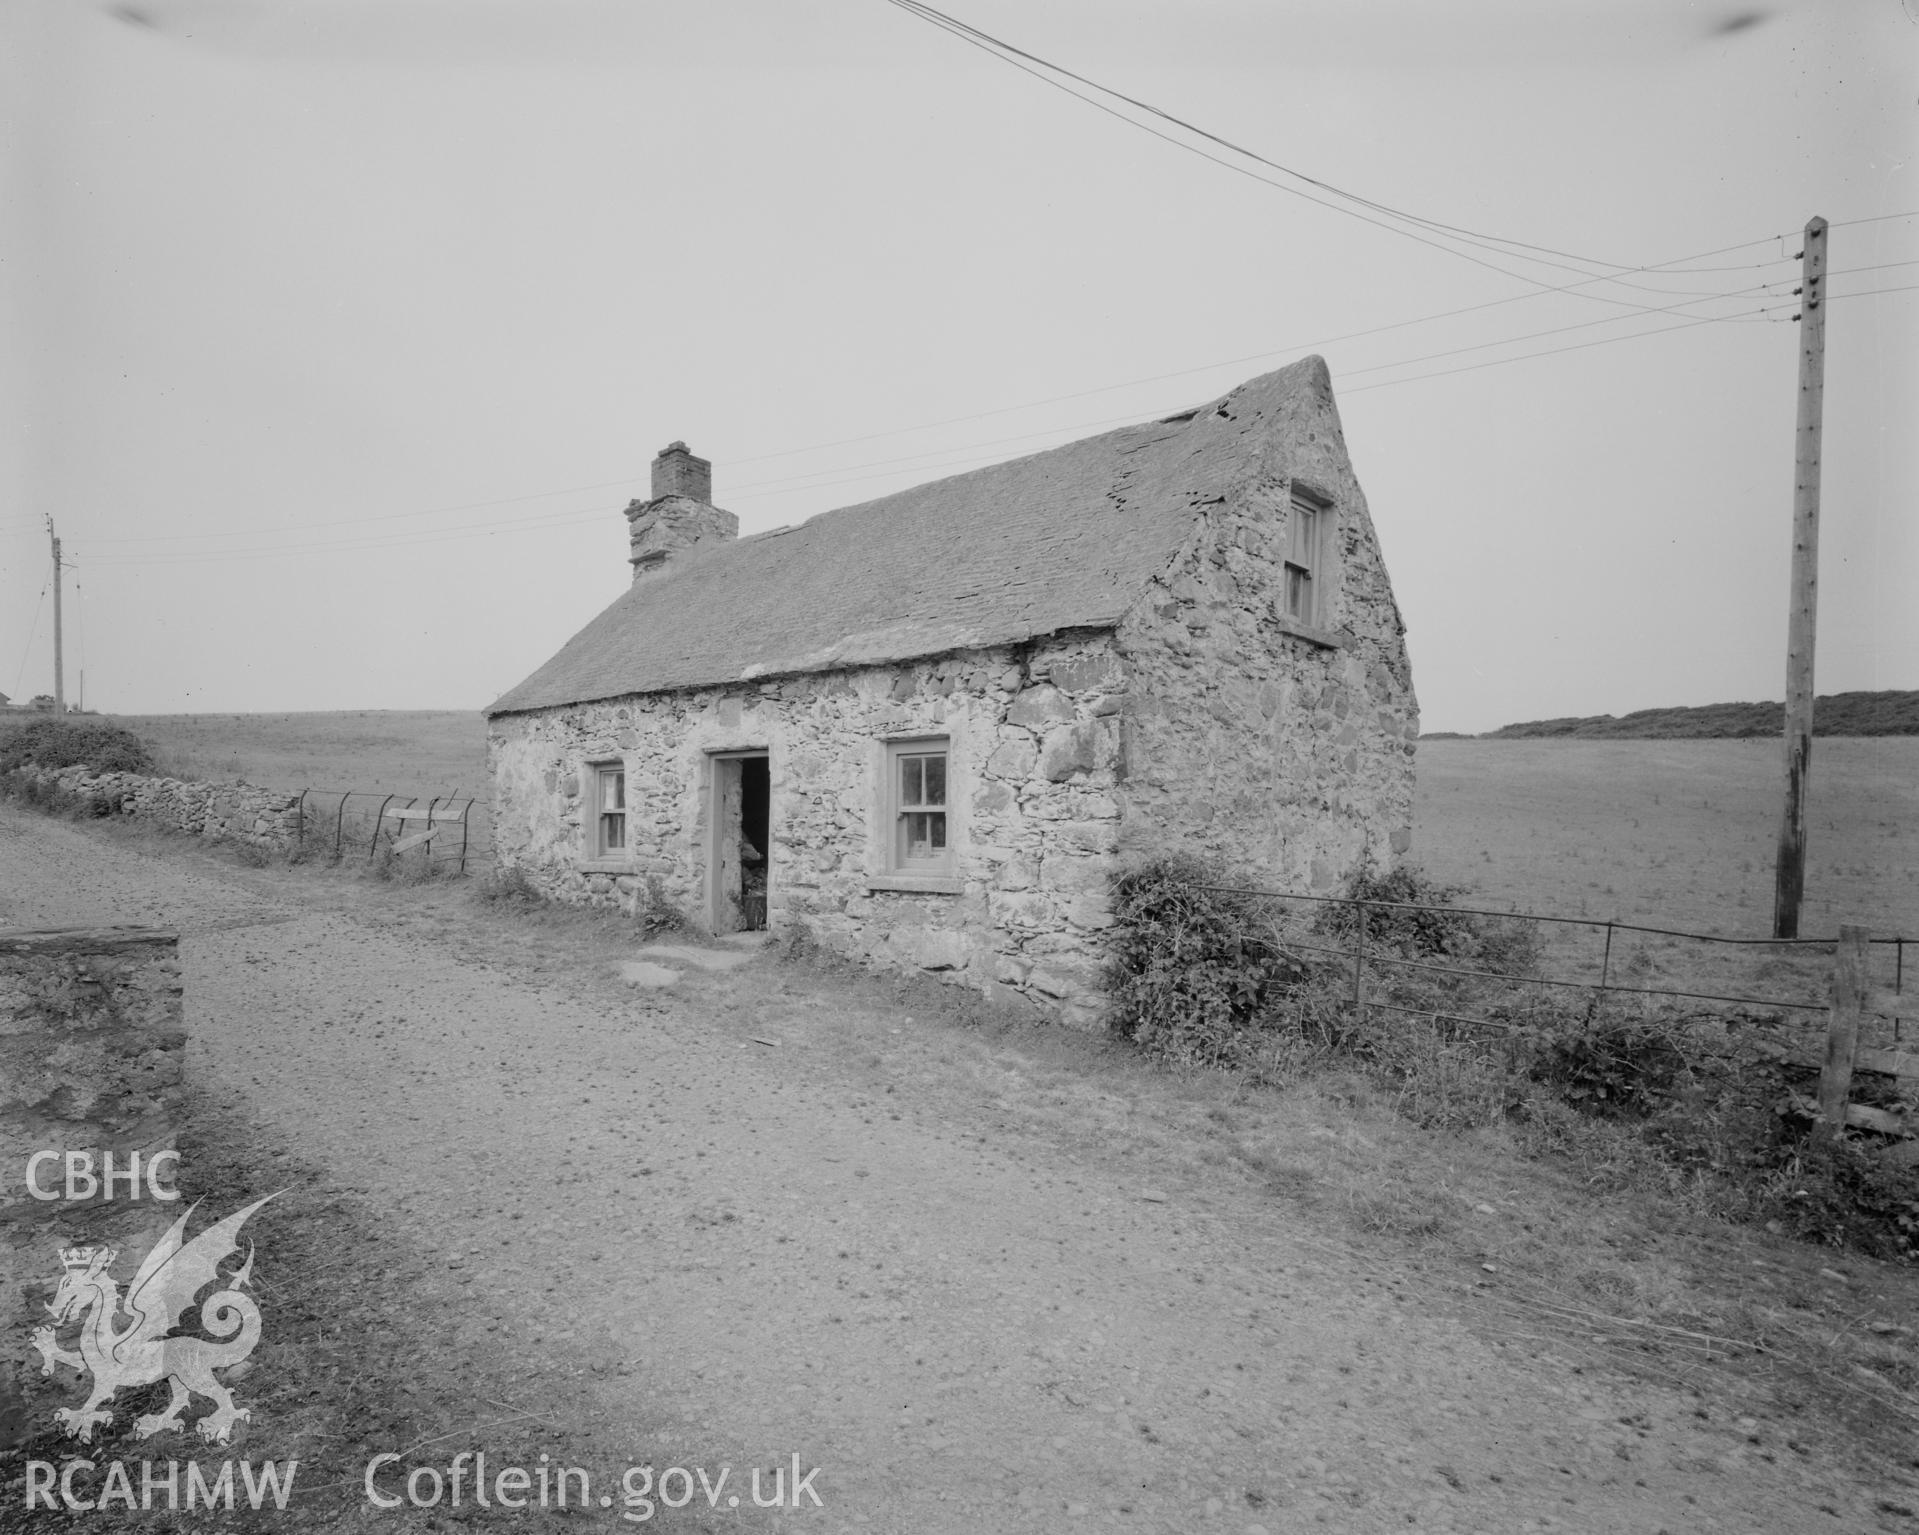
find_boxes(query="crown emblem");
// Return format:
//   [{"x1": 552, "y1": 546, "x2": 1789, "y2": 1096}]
[{"x1": 58, "y1": 1246, "x2": 113, "y2": 1274}]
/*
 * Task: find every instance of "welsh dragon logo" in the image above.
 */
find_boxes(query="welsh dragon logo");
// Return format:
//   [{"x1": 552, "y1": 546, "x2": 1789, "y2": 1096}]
[{"x1": 30, "y1": 1195, "x2": 276, "y2": 1445}]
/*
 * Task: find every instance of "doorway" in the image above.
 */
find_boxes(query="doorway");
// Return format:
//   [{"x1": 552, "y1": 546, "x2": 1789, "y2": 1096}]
[{"x1": 710, "y1": 752, "x2": 770, "y2": 933}]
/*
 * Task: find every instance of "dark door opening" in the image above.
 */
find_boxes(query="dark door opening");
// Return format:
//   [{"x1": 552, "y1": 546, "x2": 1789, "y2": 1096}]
[
  {"x1": 739, "y1": 755, "x2": 769, "y2": 932},
  {"x1": 712, "y1": 752, "x2": 771, "y2": 934}
]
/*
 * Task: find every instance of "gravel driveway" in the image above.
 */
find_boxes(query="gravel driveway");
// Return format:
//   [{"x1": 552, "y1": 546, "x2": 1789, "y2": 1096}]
[{"x1": 2, "y1": 805, "x2": 1893, "y2": 1533}]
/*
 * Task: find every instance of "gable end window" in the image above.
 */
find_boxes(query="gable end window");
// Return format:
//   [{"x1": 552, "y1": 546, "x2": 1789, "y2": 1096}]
[
  {"x1": 1284, "y1": 488, "x2": 1331, "y2": 626},
  {"x1": 593, "y1": 763, "x2": 627, "y2": 857},
  {"x1": 889, "y1": 739, "x2": 951, "y2": 874}
]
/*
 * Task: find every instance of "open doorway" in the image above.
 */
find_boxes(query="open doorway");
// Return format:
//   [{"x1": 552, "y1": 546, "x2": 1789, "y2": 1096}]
[{"x1": 710, "y1": 752, "x2": 770, "y2": 933}]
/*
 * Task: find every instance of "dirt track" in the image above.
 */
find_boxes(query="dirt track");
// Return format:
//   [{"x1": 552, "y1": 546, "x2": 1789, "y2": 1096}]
[{"x1": 1, "y1": 805, "x2": 1898, "y2": 1533}]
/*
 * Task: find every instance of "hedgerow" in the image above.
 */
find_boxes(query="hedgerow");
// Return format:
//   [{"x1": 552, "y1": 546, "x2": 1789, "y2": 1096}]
[
  {"x1": 1103, "y1": 855, "x2": 1297, "y2": 1069},
  {"x1": 1104, "y1": 855, "x2": 1919, "y2": 1261},
  {"x1": 0, "y1": 717, "x2": 154, "y2": 774}
]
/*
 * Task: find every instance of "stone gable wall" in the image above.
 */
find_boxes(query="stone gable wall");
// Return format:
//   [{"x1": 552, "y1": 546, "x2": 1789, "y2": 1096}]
[
  {"x1": 1113, "y1": 379, "x2": 1418, "y2": 889},
  {"x1": 489, "y1": 631, "x2": 1128, "y2": 1027}
]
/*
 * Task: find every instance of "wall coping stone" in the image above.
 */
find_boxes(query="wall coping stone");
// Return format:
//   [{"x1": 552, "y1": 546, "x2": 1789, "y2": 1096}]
[{"x1": 0, "y1": 925, "x2": 179, "y2": 955}]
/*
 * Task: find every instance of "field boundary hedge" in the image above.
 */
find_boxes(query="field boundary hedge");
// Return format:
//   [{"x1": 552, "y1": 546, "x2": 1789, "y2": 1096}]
[{"x1": 1105, "y1": 857, "x2": 1919, "y2": 1261}]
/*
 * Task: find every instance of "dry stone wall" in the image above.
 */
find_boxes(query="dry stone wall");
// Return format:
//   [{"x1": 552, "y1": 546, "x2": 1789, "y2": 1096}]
[
  {"x1": 0, "y1": 927, "x2": 185, "y2": 1194},
  {"x1": 10, "y1": 764, "x2": 303, "y2": 851},
  {"x1": 1114, "y1": 368, "x2": 1417, "y2": 888},
  {"x1": 489, "y1": 631, "x2": 1127, "y2": 1028},
  {"x1": 0, "y1": 927, "x2": 187, "y2": 1372}
]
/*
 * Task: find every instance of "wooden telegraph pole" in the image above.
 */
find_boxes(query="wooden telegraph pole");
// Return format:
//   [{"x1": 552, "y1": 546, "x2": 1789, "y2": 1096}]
[
  {"x1": 1772, "y1": 216, "x2": 1827, "y2": 940},
  {"x1": 48, "y1": 518, "x2": 66, "y2": 717}
]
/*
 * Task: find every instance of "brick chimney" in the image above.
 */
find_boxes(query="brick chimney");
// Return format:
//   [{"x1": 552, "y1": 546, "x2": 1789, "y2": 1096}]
[{"x1": 624, "y1": 442, "x2": 737, "y2": 584}]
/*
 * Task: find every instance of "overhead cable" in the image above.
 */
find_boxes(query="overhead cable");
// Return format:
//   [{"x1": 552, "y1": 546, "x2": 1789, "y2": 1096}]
[{"x1": 882, "y1": 0, "x2": 1787, "y2": 309}]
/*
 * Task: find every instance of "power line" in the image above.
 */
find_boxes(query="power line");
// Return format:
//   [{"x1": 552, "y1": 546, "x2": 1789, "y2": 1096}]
[
  {"x1": 65, "y1": 474, "x2": 652, "y2": 548},
  {"x1": 1335, "y1": 280, "x2": 1784, "y2": 382},
  {"x1": 67, "y1": 264, "x2": 1781, "y2": 554},
  {"x1": 79, "y1": 285, "x2": 1785, "y2": 567},
  {"x1": 730, "y1": 238, "x2": 1792, "y2": 467},
  {"x1": 62, "y1": 256, "x2": 1906, "y2": 568},
  {"x1": 71, "y1": 492, "x2": 627, "y2": 552},
  {"x1": 63, "y1": 281, "x2": 1880, "y2": 569},
  {"x1": 1826, "y1": 281, "x2": 1919, "y2": 302},
  {"x1": 78, "y1": 296, "x2": 1816, "y2": 571},
  {"x1": 64, "y1": 229, "x2": 1809, "y2": 556},
  {"x1": 881, "y1": 0, "x2": 1787, "y2": 310},
  {"x1": 884, "y1": 0, "x2": 1652, "y2": 301},
  {"x1": 12, "y1": 574, "x2": 49, "y2": 697},
  {"x1": 1830, "y1": 210, "x2": 1919, "y2": 230},
  {"x1": 92, "y1": 275, "x2": 1891, "y2": 567},
  {"x1": 1346, "y1": 301, "x2": 1790, "y2": 396},
  {"x1": 73, "y1": 571, "x2": 87, "y2": 708},
  {"x1": 1820, "y1": 257, "x2": 1919, "y2": 279},
  {"x1": 726, "y1": 277, "x2": 1788, "y2": 499},
  {"x1": 77, "y1": 503, "x2": 620, "y2": 567}
]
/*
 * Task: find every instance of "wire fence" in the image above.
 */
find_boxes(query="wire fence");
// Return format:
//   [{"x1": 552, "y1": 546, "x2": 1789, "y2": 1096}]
[
  {"x1": 280, "y1": 794, "x2": 1912, "y2": 1064},
  {"x1": 1217, "y1": 884, "x2": 1913, "y2": 1058},
  {"x1": 294, "y1": 788, "x2": 492, "y2": 875}
]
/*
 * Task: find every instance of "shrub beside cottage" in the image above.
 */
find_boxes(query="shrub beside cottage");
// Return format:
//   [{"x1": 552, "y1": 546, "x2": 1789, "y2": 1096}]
[{"x1": 486, "y1": 357, "x2": 1417, "y2": 1028}]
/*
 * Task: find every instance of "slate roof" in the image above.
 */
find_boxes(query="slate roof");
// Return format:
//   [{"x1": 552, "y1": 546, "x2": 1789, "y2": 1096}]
[{"x1": 487, "y1": 357, "x2": 1330, "y2": 716}]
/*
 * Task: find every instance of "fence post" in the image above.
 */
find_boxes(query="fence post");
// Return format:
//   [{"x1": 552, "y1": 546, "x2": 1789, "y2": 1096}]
[
  {"x1": 1600, "y1": 922, "x2": 1615, "y2": 990},
  {"x1": 458, "y1": 799, "x2": 472, "y2": 876},
  {"x1": 1817, "y1": 924, "x2": 1869, "y2": 1134},
  {"x1": 1350, "y1": 903, "x2": 1366, "y2": 1021},
  {"x1": 370, "y1": 795, "x2": 395, "y2": 860},
  {"x1": 334, "y1": 791, "x2": 350, "y2": 857}
]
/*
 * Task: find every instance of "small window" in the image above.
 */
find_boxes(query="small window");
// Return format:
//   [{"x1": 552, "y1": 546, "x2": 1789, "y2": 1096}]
[
  {"x1": 1284, "y1": 489, "x2": 1329, "y2": 626},
  {"x1": 889, "y1": 740, "x2": 951, "y2": 874},
  {"x1": 593, "y1": 764, "x2": 626, "y2": 857}
]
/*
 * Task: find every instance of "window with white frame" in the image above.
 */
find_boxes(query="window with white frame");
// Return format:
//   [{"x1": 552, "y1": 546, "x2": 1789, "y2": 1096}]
[
  {"x1": 1283, "y1": 487, "x2": 1330, "y2": 626},
  {"x1": 888, "y1": 739, "x2": 951, "y2": 874},
  {"x1": 592, "y1": 763, "x2": 627, "y2": 857}
]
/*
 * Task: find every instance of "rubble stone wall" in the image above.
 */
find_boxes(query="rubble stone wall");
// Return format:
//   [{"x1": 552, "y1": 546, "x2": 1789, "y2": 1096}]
[
  {"x1": 9, "y1": 764, "x2": 304, "y2": 851},
  {"x1": 0, "y1": 926, "x2": 186, "y2": 1351},
  {"x1": 489, "y1": 630, "x2": 1127, "y2": 1028},
  {"x1": 1113, "y1": 365, "x2": 1418, "y2": 888},
  {"x1": 0, "y1": 926, "x2": 185, "y2": 1220}
]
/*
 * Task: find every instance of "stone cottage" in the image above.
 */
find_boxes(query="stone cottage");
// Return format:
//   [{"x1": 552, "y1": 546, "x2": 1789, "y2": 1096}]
[{"x1": 486, "y1": 357, "x2": 1417, "y2": 1027}]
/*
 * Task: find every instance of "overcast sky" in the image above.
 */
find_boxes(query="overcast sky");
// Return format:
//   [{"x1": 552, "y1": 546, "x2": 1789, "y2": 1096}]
[{"x1": 2, "y1": 0, "x2": 1913, "y2": 733}]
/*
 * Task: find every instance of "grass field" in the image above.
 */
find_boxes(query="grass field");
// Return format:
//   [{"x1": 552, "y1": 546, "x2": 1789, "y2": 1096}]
[
  {"x1": 34, "y1": 711, "x2": 1919, "y2": 963},
  {"x1": 1415, "y1": 736, "x2": 1919, "y2": 941},
  {"x1": 109, "y1": 709, "x2": 489, "y2": 797}
]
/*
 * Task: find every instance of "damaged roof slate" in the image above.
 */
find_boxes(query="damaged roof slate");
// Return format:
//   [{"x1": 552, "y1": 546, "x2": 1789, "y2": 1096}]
[{"x1": 485, "y1": 356, "x2": 1332, "y2": 716}]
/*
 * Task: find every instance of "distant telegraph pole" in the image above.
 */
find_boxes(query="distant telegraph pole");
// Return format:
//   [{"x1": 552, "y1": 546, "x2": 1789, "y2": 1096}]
[
  {"x1": 48, "y1": 518, "x2": 66, "y2": 717},
  {"x1": 1772, "y1": 216, "x2": 1827, "y2": 940}
]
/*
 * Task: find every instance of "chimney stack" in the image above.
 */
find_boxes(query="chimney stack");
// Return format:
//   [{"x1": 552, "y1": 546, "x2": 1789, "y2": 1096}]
[
  {"x1": 651, "y1": 440, "x2": 712, "y2": 503},
  {"x1": 625, "y1": 441, "x2": 737, "y2": 584}
]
